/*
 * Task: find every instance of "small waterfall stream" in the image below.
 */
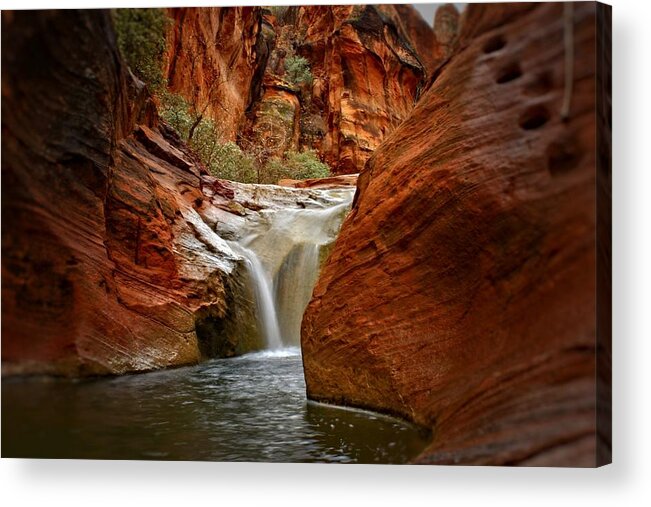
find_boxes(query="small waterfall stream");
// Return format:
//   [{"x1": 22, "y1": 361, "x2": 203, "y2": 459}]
[
  {"x1": 230, "y1": 243, "x2": 283, "y2": 350},
  {"x1": 232, "y1": 187, "x2": 354, "y2": 349}
]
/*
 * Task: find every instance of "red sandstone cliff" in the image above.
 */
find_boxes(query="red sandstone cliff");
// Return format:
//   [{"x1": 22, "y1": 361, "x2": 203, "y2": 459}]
[
  {"x1": 290, "y1": 4, "x2": 427, "y2": 174},
  {"x1": 162, "y1": 5, "x2": 436, "y2": 175},
  {"x1": 163, "y1": 7, "x2": 264, "y2": 141},
  {"x1": 431, "y1": 4, "x2": 461, "y2": 68},
  {"x1": 302, "y1": 2, "x2": 605, "y2": 466},
  {"x1": 0, "y1": 5, "x2": 437, "y2": 377},
  {"x1": 382, "y1": 3, "x2": 460, "y2": 75},
  {"x1": 1, "y1": 10, "x2": 271, "y2": 376}
]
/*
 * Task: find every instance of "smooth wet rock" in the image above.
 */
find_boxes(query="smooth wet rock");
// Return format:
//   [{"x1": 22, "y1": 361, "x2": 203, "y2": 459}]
[
  {"x1": 201, "y1": 178, "x2": 355, "y2": 346},
  {"x1": 302, "y1": 3, "x2": 600, "y2": 466}
]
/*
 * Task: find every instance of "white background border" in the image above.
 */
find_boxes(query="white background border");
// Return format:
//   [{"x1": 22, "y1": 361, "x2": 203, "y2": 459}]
[{"x1": 2, "y1": 0, "x2": 649, "y2": 505}]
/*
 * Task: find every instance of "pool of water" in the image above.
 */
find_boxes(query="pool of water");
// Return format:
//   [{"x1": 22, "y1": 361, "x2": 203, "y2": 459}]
[{"x1": 2, "y1": 348, "x2": 429, "y2": 463}]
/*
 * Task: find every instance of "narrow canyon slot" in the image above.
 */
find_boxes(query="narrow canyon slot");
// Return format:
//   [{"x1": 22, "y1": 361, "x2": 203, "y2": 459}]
[{"x1": 2, "y1": 2, "x2": 610, "y2": 466}]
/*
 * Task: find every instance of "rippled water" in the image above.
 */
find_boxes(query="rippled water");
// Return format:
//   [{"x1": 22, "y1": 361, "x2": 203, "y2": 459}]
[{"x1": 2, "y1": 349, "x2": 429, "y2": 463}]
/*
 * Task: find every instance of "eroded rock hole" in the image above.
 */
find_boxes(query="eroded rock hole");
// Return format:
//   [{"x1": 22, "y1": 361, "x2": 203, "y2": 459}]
[
  {"x1": 547, "y1": 138, "x2": 581, "y2": 176},
  {"x1": 524, "y1": 71, "x2": 554, "y2": 95},
  {"x1": 496, "y1": 62, "x2": 522, "y2": 84},
  {"x1": 483, "y1": 34, "x2": 506, "y2": 53},
  {"x1": 519, "y1": 105, "x2": 550, "y2": 130}
]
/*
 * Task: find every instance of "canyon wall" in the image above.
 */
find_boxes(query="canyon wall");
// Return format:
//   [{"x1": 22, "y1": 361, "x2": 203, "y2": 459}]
[
  {"x1": 163, "y1": 7, "x2": 264, "y2": 140},
  {"x1": 276, "y1": 4, "x2": 427, "y2": 174},
  {"x1": 2, "y1": 9, "x2": 235, "y2": 376},
  {"x1": 1, "y1": 5, "x2": 433, "y2": 377},
  {"x1": 163, "y1": 5, "x2": 437, "y2": 175},
  {"x1": 302, "y1": 2, "x2": 602, "y2": 466},
  {"x1": 2, "y1": 9, "x2": 351, "y2": 377}
]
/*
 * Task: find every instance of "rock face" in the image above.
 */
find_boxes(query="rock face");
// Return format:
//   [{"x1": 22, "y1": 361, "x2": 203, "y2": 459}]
[
  {"x1": 278, "y1": 174, "x2": 358, "y2": 189},
  {"x1": 431, "y1": 4, "x2": 461, "y2": 67},
  {"x1": 380, "y1": 3, "x2": 457, "y2": 75},
  {"x1": 162, "y1": 6, "x2": 431, "y2": 175},
  {"x1": 2, "y1": 10, "x2": 235, "y2": 376},
  {"x1": 302, "y1": 3, "x2": 601, "y2": 466},
  {"x1": 163, "y1": 7, "x2": 264, "y2": 140},
  {"x1": 287, "y1": 4, "x2": 427, "y2": 174}
]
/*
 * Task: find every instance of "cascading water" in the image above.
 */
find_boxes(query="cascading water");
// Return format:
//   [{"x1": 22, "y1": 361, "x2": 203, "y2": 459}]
[
  {"x1": 231, "y1": 187, "x2": 354, "y2": 349},
  {"x1": 230, "y1": 243, "x2": 283, "y2": 350}
]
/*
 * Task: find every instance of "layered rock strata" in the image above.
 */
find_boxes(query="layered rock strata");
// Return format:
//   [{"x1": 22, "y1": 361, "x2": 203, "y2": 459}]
[
  {"x1": 302, "y1": 2, "x2": 602, "y2": 466},
  {"x1": 278, "y1": 174, "x2": 358, "y2": 189},
  {"x1": 1, "y1": 9, "x2": 348, "y2": 377}
]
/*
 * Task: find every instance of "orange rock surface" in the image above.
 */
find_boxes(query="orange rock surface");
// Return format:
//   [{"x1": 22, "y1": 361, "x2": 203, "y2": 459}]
[
  {"x1": 431, "y1": 4, "x2": 461, "y2": 66},
  {"x1": 163, "y1": 6, "x2": 431, "y2": 175},
  {"x1": 1, "y1": 10, "x2": 259, "y2": 376},
  {"x1": 293, "y1": 5, "x2": 426, "y2": 174},
  {"x1": 302, "y1": 2, "x2": 602, "y2": 466},
  {"x1": 164, "y1": 7, "x2": 264, "y2": 140}
]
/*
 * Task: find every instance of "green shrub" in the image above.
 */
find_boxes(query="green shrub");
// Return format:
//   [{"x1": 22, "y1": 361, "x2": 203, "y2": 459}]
[
  {"x1": 113, "y1": 8, "x2": 170, "y2": 92},
  {"x1": 158, "y1": 91, "x2": 193, "y2": 138},
  {"x1": 262, "y1": 158, "x2": 289, "y2": 184},
  {"x1": 284, "y1": 55, "x2": 313, "y2": 86},
  {"x1": 285, "y1": 150, "x2": 330, "y2": 179},
  {"x1": 209, "y1": 143, "x2": 258, "y2": 184},
  {"x1": 189, "y1": 117, "x2": 222, "y2": 166},
  {"x1": 262, "y1": 150, "x2": 330, "y2": 184},
  {"x1": 158, "y1": 92, "x2": 257, "y2": 182}
]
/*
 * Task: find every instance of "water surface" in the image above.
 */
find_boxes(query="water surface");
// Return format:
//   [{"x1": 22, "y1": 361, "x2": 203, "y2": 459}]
[{"x1": 3, "y1": 348, "x2": 429, "y2": 463}]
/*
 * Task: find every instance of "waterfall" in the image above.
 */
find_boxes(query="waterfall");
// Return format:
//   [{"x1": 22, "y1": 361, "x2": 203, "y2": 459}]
[
  {"x1": 232, "y1": 244, "x2": 284, "y2": 350},
  {"x1": 232, "y1": 187, "x2": 354, "y2": 349},
  {"x1": 274, "y1": 242, "x2": 320, "y2": 342}
]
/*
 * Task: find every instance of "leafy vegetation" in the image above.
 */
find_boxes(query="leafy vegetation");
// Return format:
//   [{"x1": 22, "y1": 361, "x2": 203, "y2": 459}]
[
  {"x1": 158, "y1": 93, "x2": 257, "y2": 182},
  {"x1": 159, "y1": 92, "x2": 329, "y2": 184},
  {"x1": 113, "y1": 8, "x2": 170, "y2": 93},
  {"x1": 264, "y1": 150, "x2": 330, "y2": 183},
  {"x1": 158, "y1": 91, "x2": 193, "y2": 138},
  {"x1": 209, "y1": 143, "x2": 259, "y2": 183},
  {"x1": 284, "y1": 55, "x2": 313, "y2": 86}
]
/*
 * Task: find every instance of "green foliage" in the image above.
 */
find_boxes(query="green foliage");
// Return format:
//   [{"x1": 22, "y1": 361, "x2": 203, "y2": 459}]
[
  {"x1": 190, "y1": 118, "x2": 222, "y2": 164},
  {"x1": 285, "y1": 150, "x2": 331, "y2": 179},
  {"x1": 284, "y1": 55, "x2": 313, "y2": 86},
  {"x1": 160, "y1": 91, "x2": 330, "y2": 184},
  {"x1": 113, "y1": 8, "x2": 170, "y2": 92},
  {"x1": 158, "y1": 91, "x2": 193, "y2": 138},
  {"x1": 114, "y1": 15, "x2": 326, "y2": 186},
  {"x1": 269, "y1": 6, "x2": 289, "y2": 20},
  {"x1": 209, "y1": 143, "x2": 258, "y2": 184},
  {"x1": 158, "y1": 91, "x2": 255, "y2": 181},
  {"x1": 263, "y1": 150, "x2": 330, "y2": 183}
]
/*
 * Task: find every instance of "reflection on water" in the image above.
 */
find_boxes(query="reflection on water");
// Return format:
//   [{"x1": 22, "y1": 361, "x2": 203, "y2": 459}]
[{"x1": 2, "y1": 348, "x2": 429, "y2": 463}]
